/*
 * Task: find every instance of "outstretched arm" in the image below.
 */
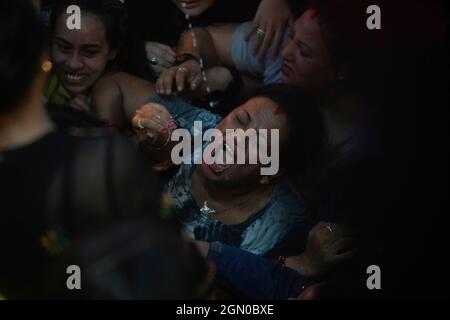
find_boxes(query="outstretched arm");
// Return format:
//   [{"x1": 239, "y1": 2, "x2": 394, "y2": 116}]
[
  {"x1": 92, "y1": 72, "x2": 156, "y2": 128},
  {"x1": 155, "y1": 25, "x2": 240, "y2": 98},
  {"x1": 176, "y1": 25, "x2": 238, "y2": 68}
]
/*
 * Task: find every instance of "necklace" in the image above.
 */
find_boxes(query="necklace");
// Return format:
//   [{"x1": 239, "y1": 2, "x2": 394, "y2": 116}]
[{"x1": 198, "y1": 196, "x2": 256, "y2": 223}]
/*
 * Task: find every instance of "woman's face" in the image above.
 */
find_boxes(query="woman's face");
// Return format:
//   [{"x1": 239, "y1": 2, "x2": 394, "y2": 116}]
[
  {"x1": 52, "y1": 12, "x2": 117, "y2": 96},
  {"x1": 199, "y1": 97, "x2": 289, "y2": 186},
  {"x1": 281, "y1": 9, "x2": 337, "y2": 91},
  {"x1": 172, "y1": 0, "x2": 216, "y2": 17}
]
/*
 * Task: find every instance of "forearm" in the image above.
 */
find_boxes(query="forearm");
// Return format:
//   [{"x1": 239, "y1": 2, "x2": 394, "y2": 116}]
[
  {"x1": 207, "y1": 242, "x2": 315, "y2": 300},
  {"x1": 177, "y1": 28, "x2": 220, "y2": 69}
]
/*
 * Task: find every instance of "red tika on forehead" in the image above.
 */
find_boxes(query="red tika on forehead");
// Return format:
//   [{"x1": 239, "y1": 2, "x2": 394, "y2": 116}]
[
  {"x1": 274, "y1": 105, "x2": 285, "y2": 115},
  {"x1": 308, "y1": 10, "x2": 317, "y2": 20}
]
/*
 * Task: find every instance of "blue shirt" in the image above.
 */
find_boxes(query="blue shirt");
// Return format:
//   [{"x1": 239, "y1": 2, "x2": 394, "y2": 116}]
[
  {"x1": 149, "y1": 95, "x2": 308, "y2": 256},
  {"x1": 231, "y1": 22, "x2": 290, "y2": 85}
]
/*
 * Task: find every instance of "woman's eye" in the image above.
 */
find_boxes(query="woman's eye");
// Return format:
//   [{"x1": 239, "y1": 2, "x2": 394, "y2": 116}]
[
  {"x1": 57, "y1": 44, "x2": 71, "y2": 53},
  {"x1": 300, "y1": 49, "x2": 310, "y2": 58},
  {"x1": 236, "y1": 114, "x2": 245, "y2": 126},
  {"x1": 236, "y1": 111, "x2": 250, "y2": 126},
  {"x1": 82, "y1": 51, "x2": 98, "y2": 58}
]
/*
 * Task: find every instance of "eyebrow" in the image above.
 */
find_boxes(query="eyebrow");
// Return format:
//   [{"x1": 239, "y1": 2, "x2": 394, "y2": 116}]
[
  {"x1": 55, "y1": 37, "x2": 72, "y2": 46},
  {"x1": 80, "y1": 44, "x2": 102, "y2": 50},
  {"x1": 289, "y1": 31, "x2": 313, "y2": 52},
  {"x1": 55, "y1": 37, "x2": 101, "y2": 50}
]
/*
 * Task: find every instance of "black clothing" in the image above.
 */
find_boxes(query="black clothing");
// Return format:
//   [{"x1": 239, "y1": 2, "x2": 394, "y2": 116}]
[{"x1": 0, "y1": 128, "x2": 161, "y2": 298}]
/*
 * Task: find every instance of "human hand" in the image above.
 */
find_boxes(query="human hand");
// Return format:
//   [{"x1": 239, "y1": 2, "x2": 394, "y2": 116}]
[
  {"x1": 69, "y1": 95, "x2": 91, "y2": 113},
  {"x1": 286, "y1": 222, "x2": 357, "y2": 277},
  {"x1": 246, "y1": 0, "x2": 293, "y2": 58},
  {"x1": 145, "y1": 41, "x2": 176, "y2": 77},
  {"x1": 132, "y1": 103, "x2": 177, "y2": 148},
  {"x1": 155, "y1": 59, "x2": 203, "y2": 97}
]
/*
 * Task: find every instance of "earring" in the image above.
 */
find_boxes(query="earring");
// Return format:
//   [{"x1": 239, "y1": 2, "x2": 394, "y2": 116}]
[
  {"x1": 41, "y1": 60, "x2": 53, "y2": 73},
  {"x1": 260, "y1": 176, "x2": 270, "y2": 185}
]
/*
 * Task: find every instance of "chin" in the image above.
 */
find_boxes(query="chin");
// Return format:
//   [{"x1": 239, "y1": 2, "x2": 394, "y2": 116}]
[
  {"x1": 200, "y1": 163, "x2": 231, "y2": 183},
  {"x1": 64, "y1": 85, "x2": 88, "y2": 96},
  {"x1": 282, "y1": 75, "x2": 295, "y2": 85},
  {"x1": 184, "y1": 8, "x2": 207, "y2": 16}
]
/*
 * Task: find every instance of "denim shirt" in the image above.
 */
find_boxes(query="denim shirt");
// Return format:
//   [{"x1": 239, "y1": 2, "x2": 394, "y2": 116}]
[{"x1": 149, "y1": 95, "x2": 307, "y2": 256}]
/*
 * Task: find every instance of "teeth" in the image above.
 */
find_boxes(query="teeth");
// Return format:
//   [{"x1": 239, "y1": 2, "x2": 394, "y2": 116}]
[
  {"x1": 210, "y1": 164, "x2": 231, "y2": 173},
  {"x1": 224, "y1": 143, "x2": 233, "y2": 156},
  {"x1": 66, "y1": 73, "x2": 83, "y2": 81}
]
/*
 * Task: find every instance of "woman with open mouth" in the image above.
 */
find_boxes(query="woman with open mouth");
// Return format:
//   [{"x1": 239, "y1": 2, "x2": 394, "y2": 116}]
[
  {"x1": 132, "y1": 84, "x2": 325, "y2": 257},
  {"x1": 44, "y1": 0, "x2": 145, "y2": 118}
]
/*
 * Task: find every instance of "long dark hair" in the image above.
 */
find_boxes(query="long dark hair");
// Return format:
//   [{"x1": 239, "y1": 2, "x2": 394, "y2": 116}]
[
  {"x1": 242, "y1": 84, "x2": 325, "y2": 175},
  {"x1": 50, "y1": 0, "x2": 127, "y2": 51},
  {"x1": 0, "y1": 0, "x2": 46, "y2": 113}
]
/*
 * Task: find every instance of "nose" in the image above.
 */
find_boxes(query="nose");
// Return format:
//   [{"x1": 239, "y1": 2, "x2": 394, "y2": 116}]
[
  {"x1": 281, "y1": 41, "x2": 294, "y2": 62},
  {"x1": 66, "y1": 52, "x2": 84, "y2": 71}
]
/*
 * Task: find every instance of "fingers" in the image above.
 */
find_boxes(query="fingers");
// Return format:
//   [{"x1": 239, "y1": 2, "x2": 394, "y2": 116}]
[
  {"x1": 245, "y1": 22, "x2": 259, "y2": 41},
  {"x1": 271, "y1": 27, "x2": 284, "y2": 57},
  {"x1": 151, "y1": 65, "x2": 166, "y2": 76},
  {"x1": 252, "y1": 28, "x2": 265, "y2": 56},
  {"x1": 70, "y1": 97, "x2": 90, "y2": 113},
  {"x1": 190, "y1": 72, "x2": 203, "y2": 91},
  {"x1": 156, "y1": 63, "x2": 202, "y2": 96},
  {"x1": 176, "y1": 68, "x2": 189, "y2": 92},
  {"x1": 156, "y1": 68, "x2": 176, "y2": 96},
  {"x1": 133, "y1": 103, "x2": 172, "y2": 130},
  {"x1": 258, "y1": 25, "x2": 274, "y2": 59},
  {"x1": 153, "y1": 42, "x2": 176, "y2": 57},
  {"x1": 146, "y1": 42, "x2": 176, "y2": 69},
  {"x1": 146, "y1": 42, "x2": 176, "y2": 61}
]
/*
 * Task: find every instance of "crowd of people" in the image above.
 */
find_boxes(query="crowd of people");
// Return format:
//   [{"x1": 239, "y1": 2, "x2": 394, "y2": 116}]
[{"x1": 0, "y1": 0, "x2": 448, "y2": 299}]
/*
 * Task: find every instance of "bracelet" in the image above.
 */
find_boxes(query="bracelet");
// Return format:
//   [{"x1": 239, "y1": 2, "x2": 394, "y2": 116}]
[
  {"x1": 274, "y1": 256, "x2": 286, "y2": 266},
  {"x1": 175, "y1": 53, "x2": 202, "y2": 67}
]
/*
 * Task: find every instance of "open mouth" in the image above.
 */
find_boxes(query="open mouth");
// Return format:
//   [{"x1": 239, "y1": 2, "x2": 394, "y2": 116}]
[
  {"x1": 207, "y1": 163, "x2": 232, "y2": 175},
  {"x1": 207, "y1": 141, "x2": 234, "y2": 175},
  {"x1": 63, "y1": 72, "x2": 86, "y2": 85},
  {"x1": 179, "y1": 0, "x2": 200, "y2": 10}
]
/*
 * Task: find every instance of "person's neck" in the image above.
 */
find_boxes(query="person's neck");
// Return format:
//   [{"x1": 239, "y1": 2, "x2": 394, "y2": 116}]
[
  {"x1": 192, "y1": 168, "x2": 273, "y2": 210},
  {"x1": 316, "y1": 89, "x2": 363, "y2": 145},
  {"x1": 0, "y1": 96, "x2": 54, "y2": 151}
]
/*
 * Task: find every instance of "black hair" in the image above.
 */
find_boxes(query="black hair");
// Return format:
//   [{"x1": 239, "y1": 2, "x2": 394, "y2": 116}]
[
  {"x1": 51, "y1": 222, "x2": 210, "y2": 299},
  {"x1": 0, "y1": 0, "x2": 46, "y2": 113},
  {"x1": 50, "y1": 0, "x2": 127, "y2": 51},
  {"x1": 294, "y1": 0, "x2": 385, "y2": 89},
  {"x1": 244, "y1": 84, "x2": 325, "y2": 175}
]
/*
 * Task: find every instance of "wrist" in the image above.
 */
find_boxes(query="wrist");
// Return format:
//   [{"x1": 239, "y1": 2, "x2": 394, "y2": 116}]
[
  {"x1": 149, "y1": 129, "x2": 171, "y2": 150},
  {"x1": 285, "y1": 253, "x2": 319, "y2": 277},
  {"x1": 175, "y1": 53, "x2": 202, "y2": 66}
]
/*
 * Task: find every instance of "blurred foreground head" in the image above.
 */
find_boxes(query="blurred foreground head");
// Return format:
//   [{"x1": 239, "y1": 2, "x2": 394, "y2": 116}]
[
  {"x1": 50, "y1": 222, "x2": 211, "y2": 300},
  {"x1": 0, "y1": 0, "x2": 46, "y2": 114}
]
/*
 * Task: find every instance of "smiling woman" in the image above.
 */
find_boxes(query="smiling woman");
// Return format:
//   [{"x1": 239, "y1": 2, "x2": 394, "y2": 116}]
[{"x1": 44, "y1": 0, "x2": 127, "y2": 112}]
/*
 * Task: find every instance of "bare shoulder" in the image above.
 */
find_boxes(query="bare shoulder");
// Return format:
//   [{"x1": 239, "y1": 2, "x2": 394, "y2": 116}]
[
  {"x1": 103, "y1": 72, "x2": 156, "y2": 120},
  {"x1": 205, "y1": 23, "x2": 239, "y2": 66}
]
